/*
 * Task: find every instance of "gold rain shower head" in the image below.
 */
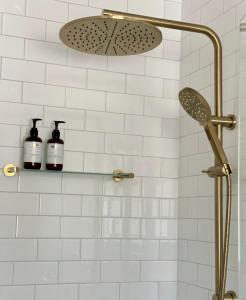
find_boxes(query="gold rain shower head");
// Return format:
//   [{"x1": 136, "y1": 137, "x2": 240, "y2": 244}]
[{"x1": 59, "y1": 15, "x2": 162, "y2": 56}]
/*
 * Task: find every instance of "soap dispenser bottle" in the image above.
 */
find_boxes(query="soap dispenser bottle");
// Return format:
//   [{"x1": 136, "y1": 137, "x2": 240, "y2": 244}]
[
  {"x1": 24, "y1": 118, "x2": 42, "y2": 169},
  {"x1": 46, "y1": 121, "x2": 65, "y2": 171}
]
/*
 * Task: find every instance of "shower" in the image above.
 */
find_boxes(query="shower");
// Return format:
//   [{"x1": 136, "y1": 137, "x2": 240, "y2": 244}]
[
  {"x1": 179, "y1": 87, "x2": 231, "y2": 171},
  {"x1": 59, "y1": 10, "x2": 237, "y2": 300},
  {"x1": 179, "y1": 87, "x2": 233, "y2": 300}
]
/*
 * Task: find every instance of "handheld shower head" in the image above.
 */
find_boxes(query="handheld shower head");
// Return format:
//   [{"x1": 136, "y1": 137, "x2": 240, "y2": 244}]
[
  {"x1": 179, "y1": 87, "x2": 230, "y2": 167},
  {"x1": 179, "y1": 87, "x2": 211, "y2": 125}
]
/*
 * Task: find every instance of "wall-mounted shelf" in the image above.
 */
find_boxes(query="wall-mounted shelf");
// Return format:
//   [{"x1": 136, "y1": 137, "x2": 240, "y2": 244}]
[{"x1": 2, "y1": 164, "x2": 134, "y2": 182}]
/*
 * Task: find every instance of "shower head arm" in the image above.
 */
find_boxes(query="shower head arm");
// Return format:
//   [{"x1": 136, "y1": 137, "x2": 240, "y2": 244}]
[
  {"x1": 103, "y1": 10, "x2": 223, "y2": 145},
  {"x1": 103, "y1": 9, "x2": 220, "y2": 41},
  {"x1": 102, "y1": 9, "x2": 223, "y2": 120}
]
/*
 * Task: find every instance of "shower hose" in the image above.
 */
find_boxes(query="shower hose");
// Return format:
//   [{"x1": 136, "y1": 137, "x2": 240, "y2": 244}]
[{"x1": 219, "y1": 173, "x2": 232, "y2": 300}]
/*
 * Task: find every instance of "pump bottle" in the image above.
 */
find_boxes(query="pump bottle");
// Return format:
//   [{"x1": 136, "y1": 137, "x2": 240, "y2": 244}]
[
  {"x1": 46, "y1": 121, "x2": 65, "y2": 171},
  {"x1": 24, "y1": 118, "x2": 42, "y2": 169}
]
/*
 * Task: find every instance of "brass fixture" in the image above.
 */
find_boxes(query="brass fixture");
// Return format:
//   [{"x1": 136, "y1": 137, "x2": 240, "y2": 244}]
[
  {"x1": 211, "y1": 115, "x2": 237, "y2": 129},
  {"x1": 179, "y1": 88, "x2": 233, "y2": 300},
  {"x1": 214, "y1": 291, "x2": 238, "y2": 300},
  {"x1": 240, "y1": 23, "x2": 246, "y2": 32},
  {"x1": 3, "y1": 164, "x2": 18, "y2": 177},
  {"x1": 59, "y1": 16, "x2": 162, "y2": 56},
  {"x1": 2, "y1": 164, "x2": 134, "y2": 182},
  {"x1": 113, "y1": 169, "x2": 135, "y2": 182},
  {"x1": 60, "y1": 9, "x2": 237, "y2": 300},
  {"x1": 179, "y1": 88, "x2": 232, "y2": 169},
  {"x1": 202, "y1": 165, "x2": 231, "y2": 178}
]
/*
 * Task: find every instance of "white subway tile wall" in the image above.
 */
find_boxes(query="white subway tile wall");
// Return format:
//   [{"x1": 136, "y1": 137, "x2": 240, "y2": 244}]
[
  {"x1": 2, "y1": 0, "x2": 242, "y2": 299},
  {"x1": 179, "y1": 0, "x2": 242, "y2": 299}
]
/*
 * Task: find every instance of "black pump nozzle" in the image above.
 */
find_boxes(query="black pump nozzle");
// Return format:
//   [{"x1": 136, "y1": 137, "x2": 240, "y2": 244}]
[
  {"x1": 30, "y1": 118, "x2": 42, "y2": 137},
  {"x1": 52, "y1": 121, "x2": 65, "y2": 139}
]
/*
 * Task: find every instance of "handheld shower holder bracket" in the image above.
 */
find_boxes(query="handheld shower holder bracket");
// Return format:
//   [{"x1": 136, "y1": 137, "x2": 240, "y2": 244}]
[
  {"x1": 211, "y1": 114, "x2": 237, "y2": 130},
  {"x1": 212, "y1": 291, "x2": 237, "y2": 300},
  {"x1": 202, "y1": 164, "x2": 232, "y2": 178}
]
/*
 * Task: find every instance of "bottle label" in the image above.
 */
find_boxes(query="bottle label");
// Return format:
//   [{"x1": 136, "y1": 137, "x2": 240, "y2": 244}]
[
  {"x1": 24, "y1": 141, "x2": 42, "y2": 163},
  {"x1": 47, "y1": 143, "x2": 64, "y2": 165}
]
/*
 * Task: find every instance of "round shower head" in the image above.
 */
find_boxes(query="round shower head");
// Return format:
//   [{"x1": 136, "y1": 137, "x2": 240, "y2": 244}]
[
  {"x1": 179, "y1": 87, "x2": 211, "y2": 124},
  {"x1": 59, "y1": 15, "x2": 162, "y2": 56}
]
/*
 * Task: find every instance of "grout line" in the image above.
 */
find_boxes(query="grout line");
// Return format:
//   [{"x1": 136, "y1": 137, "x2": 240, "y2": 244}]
[{"x1": 0, "y1": 2, "x2": 242, "y2": 297}]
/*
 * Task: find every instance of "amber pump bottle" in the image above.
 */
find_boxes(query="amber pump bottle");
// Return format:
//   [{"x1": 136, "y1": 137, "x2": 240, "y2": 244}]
[
  {"x1": 46, "y1": 121, "x2": 65, "y2": 171},
  {"x1": 24, "y1": 118, "x2": 42, "y2": 169}
]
